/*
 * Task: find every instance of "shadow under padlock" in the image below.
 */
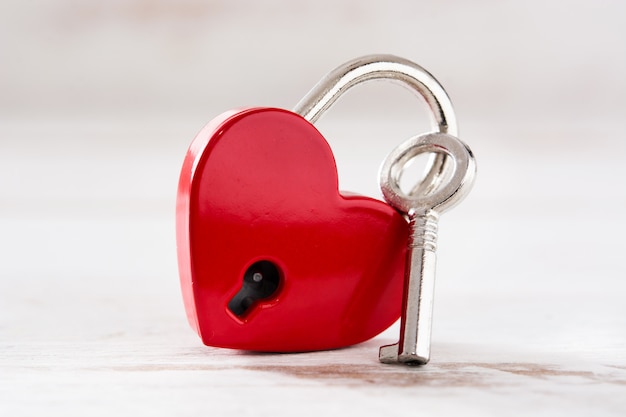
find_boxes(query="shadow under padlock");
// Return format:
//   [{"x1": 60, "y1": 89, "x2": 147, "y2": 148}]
[{"x1": 176, "y1": 55, "x2": 475, "y2": 364}]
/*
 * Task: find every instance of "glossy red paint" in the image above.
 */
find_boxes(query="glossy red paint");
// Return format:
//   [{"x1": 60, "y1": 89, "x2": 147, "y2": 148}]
[{"x1": 177, "y1": 108, "x2": 408, "y2": 352}]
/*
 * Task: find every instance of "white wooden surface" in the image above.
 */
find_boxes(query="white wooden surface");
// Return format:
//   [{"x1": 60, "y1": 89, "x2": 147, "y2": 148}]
[
  {"x1": 1, "y1": 118, "x2": 625, "y2": 416},
  {"x1": 1, "y1": 1, "x2": 625, "y2": 415}
]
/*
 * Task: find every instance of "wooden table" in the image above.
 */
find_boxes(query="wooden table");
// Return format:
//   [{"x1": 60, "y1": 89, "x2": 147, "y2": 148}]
[{"x1": 1, "y1": 118, "x2": 624, "y2": 416}]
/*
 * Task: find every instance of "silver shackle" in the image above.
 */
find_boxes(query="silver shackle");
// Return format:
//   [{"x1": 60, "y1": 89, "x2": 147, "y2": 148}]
[{"x1": 293, "y1": 55, "x2": 458, "y2": 192}]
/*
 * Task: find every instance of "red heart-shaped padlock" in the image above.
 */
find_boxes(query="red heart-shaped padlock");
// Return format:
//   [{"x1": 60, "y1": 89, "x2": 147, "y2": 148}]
[{"x1": 177, "y1": 107, "x2": 408, "y2": 351}]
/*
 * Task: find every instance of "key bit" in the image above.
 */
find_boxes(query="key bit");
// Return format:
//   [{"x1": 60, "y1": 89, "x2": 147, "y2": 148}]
[{"x1": 379, "y1": 132, "x2": 476, "y2": 365}]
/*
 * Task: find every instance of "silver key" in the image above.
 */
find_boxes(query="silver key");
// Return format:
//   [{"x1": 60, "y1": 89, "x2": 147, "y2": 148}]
[{"x1": 378, "y1": 132, "x2": 476, "y2": 365}]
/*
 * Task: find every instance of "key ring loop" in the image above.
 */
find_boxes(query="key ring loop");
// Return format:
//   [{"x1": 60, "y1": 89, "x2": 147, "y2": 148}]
[
  {"x1": 293, "y1": 55, "x2": 458, "y2": 193},
  {"x1": 380, "y1": 132, "x2": 476, "y2": 216}
]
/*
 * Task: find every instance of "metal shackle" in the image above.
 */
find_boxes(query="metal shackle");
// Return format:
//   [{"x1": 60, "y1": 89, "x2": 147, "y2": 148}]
[{"x1": 293, "y1": 55, "x2": 458, "y2": 193}]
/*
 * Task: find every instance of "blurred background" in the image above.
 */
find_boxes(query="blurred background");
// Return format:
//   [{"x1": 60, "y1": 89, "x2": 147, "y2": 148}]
[
  {"x1": 1, "y1": 0, "x2": 625, "y2": 413},
  {"x1": 2, "y1": 0, "x2": 625, "y2": 344}
]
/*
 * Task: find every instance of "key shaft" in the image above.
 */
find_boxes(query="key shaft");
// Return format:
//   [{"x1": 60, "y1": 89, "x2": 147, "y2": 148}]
[{"x1": 380, "y1": 210, "x2": 438, "y2": 364}]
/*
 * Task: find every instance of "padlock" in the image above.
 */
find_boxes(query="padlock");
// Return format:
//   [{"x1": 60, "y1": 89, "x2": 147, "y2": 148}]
[{"x1": 176, "y1": 55, "x2": 458, "y2": 352}]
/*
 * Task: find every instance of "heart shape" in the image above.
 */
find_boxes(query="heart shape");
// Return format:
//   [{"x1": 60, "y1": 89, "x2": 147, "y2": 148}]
[{"x1": 177, "y1": 108, "x2": 408, "y2": 351}]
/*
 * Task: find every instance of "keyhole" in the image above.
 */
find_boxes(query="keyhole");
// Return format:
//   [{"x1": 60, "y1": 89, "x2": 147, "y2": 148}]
[{"x1": 227, "y1": 261, "x2": 281, "y2": 317}]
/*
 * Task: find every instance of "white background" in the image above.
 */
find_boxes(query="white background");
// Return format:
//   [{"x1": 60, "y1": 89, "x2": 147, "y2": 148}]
[{"x1": 1, "y1": 1, "x2": 625, "y2": 415}]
